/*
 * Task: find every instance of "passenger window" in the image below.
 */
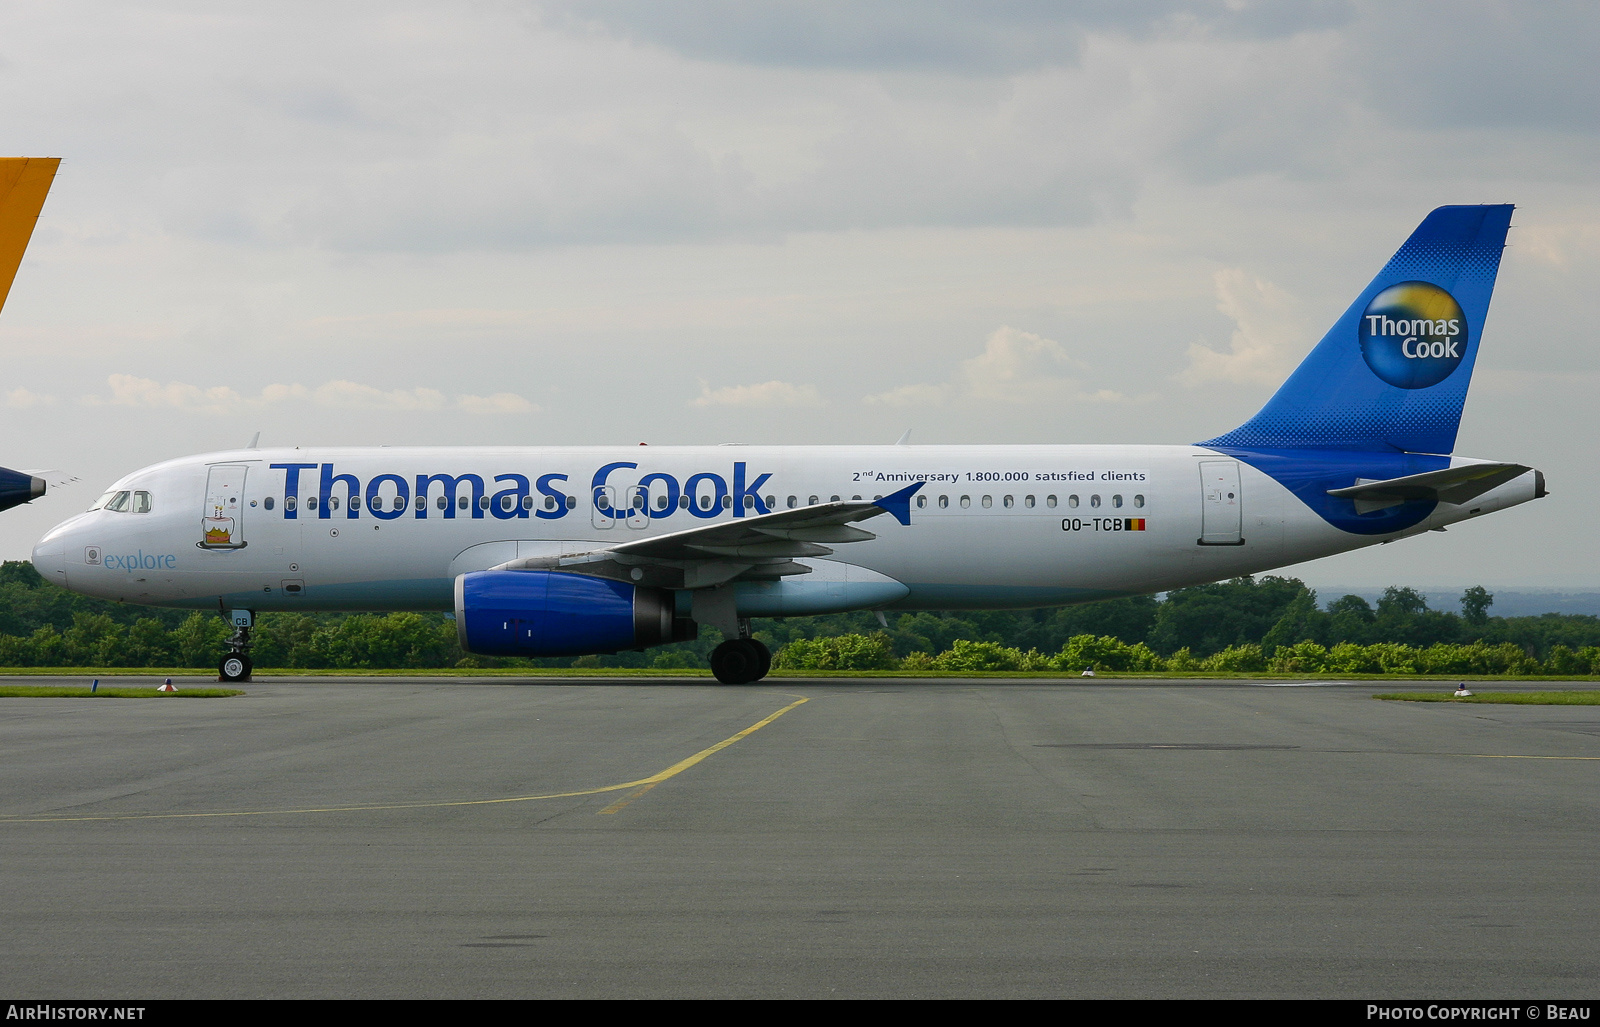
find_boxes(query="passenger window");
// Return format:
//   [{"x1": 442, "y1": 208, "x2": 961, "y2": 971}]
[
  {"x1": 743, "y1": 495, "x2": 754, "y2": 508},
  {"x1": 852, "y1": 495, "x2": 862, "y2": 501},
  {"x1": 1068, "y1": 495, "x2": 1079, "y2": 508},
  {"x1": 1134, "y1": 494, "x2": 1145, "y2": 508},
  {"x1": 809, "y1": 495, "x2": 819, "y2": 505},
  {"x1": 1024, "y1": 495, "x2": 1035, "y2": 508},
  {"x1": 788, "y1": 496, "x2": 798, "y2": 509},
  {"x1": 545, "y1": 496, "x2": 557, "y2": 510},
  {"x1": 765, "y1": 495, "x2": 775, "y2": 508},
  {"x1": 502, "y1": 495, "x2": 514, "y2": 511},
  {"x1": 1002, "y1": 495, "x2": 1013, "y2": 509},
  {"x1": 419, "y1": 496, "x2": 428, "y2": 511},
  {"x1": 960, "y1": 496, "x2": 970, "y2": 508},
  {"x1": 1090, "y1": 495, "x2": 1102, "y2": 508},
  {"x1": 307, "y1": 496, "x2": 318, "y2": 511},
  {"x1": 458, "y1": 496, "x2": 468, "y2": 510},
  {"x1": 916, "y1": 496, "x2": 927, "y2": 508},
  {"x1": 1113, "y1": 495, "x2": 1123, "y2": 508},
  {"x1": 981, "y1": 496, "x2": 992, "y2": 508},
  {"x1": 566, "y1": 496, "x2": 576, "y2": 509},
  {"x1": 285, "y1": 496, "x2": 297, "y2": 512},
  {"x1": 939, "y1": 495, "x2": 948, "y2": 509},
  {"x1": 478, "y1": 496, "x2": 489, "y2": 509},
  {"x1": 1047, "y1": 495, "x2": 1057, "y2": 508},
  {"x1": 830, "y1": 495, "x2": 841, "y2": 503},
  {"x1": 329, "y1": 496, "x2": 341, "y2": 510},
  {"x1": 700, "y1": 495, "x2": 713, "y2": 511},
  {"x1": 679, "y1": 495, "x2": 690, "y2": 509},
  {"x1": 722, "y1": 496, "x2": 732, "y2": 509},
  {"x1": 655, "y1": 495, "x2": 668, "y2": 510},
  {"x1": 264, "y1": 496, "x2": 275, "y2": 511}
]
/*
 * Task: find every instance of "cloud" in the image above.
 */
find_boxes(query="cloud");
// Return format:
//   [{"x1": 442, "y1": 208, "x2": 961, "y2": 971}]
[
  {"x1": 457, "y1": 392, "x2": 537, "y2": 414},
  {"x1": 1179, "y1": 269, "x2": 1308, "y2": 386},
  {"x1": 4, "y1": 388, "x2": 59, "y2": 408},
  {"x1": 543, "y1": 1, "x2": 1354, "y2": 74},
  {"x1": 691, "y1": 380, "x2": 824, "y2": 407},
  {"x1": 84, "y1": 376, "x2": 537, "y2": 415},
  {"x1": 310, "y1": 381, "x2": 448, "y2": 411},
  {"x1": 866, "y1": 326, "x2": 1126, "y2": 406},
  {"x1": 93, "y1": 374, "x2": 245, "y2": 413}
]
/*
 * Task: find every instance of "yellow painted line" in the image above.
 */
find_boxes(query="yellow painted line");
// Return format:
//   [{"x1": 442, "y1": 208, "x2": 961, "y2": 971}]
[
  {"x1": 597, "y1": 783, "x2": 658, "y2": 815},
  {"x1": 1, "y1": 696, "x2": 810, "y2": 823},
  {"x1": 1456, "y1": 753, "x2": 1600, "y2": 761}
]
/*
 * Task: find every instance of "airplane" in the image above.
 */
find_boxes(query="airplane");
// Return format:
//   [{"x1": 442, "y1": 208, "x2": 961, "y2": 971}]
[
  {"x1": 0, "y1": 157, "x2": 60, "y2": 512},
  {"x1": 31, "y1": 204, "x2": 1543, "y2": 684}
]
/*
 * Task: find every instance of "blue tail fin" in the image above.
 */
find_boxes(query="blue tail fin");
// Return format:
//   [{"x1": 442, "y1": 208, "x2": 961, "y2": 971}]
[{"x1": 1200, "y1": 204, "x2": 1513, "y2": 454}]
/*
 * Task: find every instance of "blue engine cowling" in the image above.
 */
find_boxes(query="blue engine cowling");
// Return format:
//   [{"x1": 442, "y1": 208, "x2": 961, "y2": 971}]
[{"x1": 455, "y1": 570, "x2": 694, "y2": 657}]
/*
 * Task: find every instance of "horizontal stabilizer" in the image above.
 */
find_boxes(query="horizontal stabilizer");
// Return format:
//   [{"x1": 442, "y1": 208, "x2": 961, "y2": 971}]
[{"x1": 1326, "y1": 462, "x2": 1531, "y2": 514}]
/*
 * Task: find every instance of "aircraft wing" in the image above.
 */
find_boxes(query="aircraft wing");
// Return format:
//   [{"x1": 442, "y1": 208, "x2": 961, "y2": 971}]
[
  {"x1": 491, "y1": 482, "x2": 923, "y2": 589},
  {"x1": 1326, "y1": 462, "x2": 1532, "y2": 515}
]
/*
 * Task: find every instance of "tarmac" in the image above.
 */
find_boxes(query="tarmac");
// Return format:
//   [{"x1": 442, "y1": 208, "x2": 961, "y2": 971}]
[{"x1": 0, "y1": 675, "x2": 1596, "y2": 999}]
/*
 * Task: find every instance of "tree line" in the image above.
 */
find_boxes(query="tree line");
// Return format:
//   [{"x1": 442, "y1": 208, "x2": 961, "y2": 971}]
[{"x1": 0, "y1": 560, "x2": 1596, "y2": 673}]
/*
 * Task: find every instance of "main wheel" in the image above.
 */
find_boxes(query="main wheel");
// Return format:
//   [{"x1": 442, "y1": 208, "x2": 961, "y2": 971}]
[
  {"x1": 710, "y1": 639, "x2": 762, "y2": 685},
  {"x1": 750, "y1": 639, "x2": 771, "y2": 680},
  {"x1": 219, "y1": 654, "x2": 252, "y2": 682}
]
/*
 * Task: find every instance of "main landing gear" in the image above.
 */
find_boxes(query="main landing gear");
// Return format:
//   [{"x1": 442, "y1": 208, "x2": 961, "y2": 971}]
[
  {"x1": 218, "y1": 608, "x2": 254, "y2": 682},
  {"x1": 709, "y1": 637, "x2": 771, "y2": 685}
]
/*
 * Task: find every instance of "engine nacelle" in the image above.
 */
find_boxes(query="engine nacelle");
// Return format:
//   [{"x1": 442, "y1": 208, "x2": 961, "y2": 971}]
[{"x1": 455, "y1": 569, "x2": 695, "y2": 657}]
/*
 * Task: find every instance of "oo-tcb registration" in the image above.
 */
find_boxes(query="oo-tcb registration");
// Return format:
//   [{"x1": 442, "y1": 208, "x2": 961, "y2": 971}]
[{"x1": 33, "y1": 206, "x2": 1544, "y2": 683}]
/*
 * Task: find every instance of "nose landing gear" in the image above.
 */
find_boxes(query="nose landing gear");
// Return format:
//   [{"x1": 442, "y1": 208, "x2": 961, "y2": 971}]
[{"x1": 218, "y1": 607, "x2": 254, "y2": 682}]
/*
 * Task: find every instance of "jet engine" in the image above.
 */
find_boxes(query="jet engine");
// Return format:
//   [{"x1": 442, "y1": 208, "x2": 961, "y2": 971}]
[{"x1": 455, "y1": 569, "x2": 696, "y2": 657}]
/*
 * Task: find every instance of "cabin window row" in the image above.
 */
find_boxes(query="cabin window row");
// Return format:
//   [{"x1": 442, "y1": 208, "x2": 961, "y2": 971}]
[{"x1": 250, "y1": 491, "x2": 1146, "y2": 514}]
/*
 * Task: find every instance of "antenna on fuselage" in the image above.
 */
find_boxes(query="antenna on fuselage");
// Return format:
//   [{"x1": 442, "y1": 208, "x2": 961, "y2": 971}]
[
  {"x1": 894, "y1": 428, "x2": 912, "y2": 445},
  {"x1": 247, "y1": 432, "x2": 260, "y2": 449}
]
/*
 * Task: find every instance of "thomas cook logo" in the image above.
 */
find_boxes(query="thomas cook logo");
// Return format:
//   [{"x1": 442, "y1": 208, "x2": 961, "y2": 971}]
[{"x1": 1358, "y1": 281, "x2": 1468, "y2": 389}]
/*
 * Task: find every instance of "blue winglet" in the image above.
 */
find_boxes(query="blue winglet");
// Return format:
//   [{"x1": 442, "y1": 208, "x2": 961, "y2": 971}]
[{"x1": 874, "y1": 482, "x2": 924, "y2": 526}]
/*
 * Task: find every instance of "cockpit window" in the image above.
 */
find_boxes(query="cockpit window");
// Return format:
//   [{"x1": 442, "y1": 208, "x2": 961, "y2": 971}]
[
  {"x1": 89, "y1": 491, "x2": 116, "y2": 511},
  {"x1": 131, "y1": 491, "x2": 152, "y2": 513},
  {"x1": 104, "y1": 491, "x2": 131, "y2": 513}
]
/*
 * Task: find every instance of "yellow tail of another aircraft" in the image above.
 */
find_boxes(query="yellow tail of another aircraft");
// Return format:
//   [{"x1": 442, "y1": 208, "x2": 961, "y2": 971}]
[{"x1": 0, "y1": 157, "x2": 59, "y2": 315}]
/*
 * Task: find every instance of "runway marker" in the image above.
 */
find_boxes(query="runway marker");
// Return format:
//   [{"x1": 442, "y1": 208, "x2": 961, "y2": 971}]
[{"x1": 0, "y1": 695, "x2": 811, "y2": 823}]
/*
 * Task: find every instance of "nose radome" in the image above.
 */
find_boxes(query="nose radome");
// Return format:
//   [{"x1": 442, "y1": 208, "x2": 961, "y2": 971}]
[{"x1": 31, "y1": 534, "x2": 65, "y2": 586}]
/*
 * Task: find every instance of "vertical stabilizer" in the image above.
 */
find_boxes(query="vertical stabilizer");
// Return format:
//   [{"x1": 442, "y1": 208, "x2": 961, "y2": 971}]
[
  {"x1": 1200, "y1": 204, "x2": 1513, "y2": 454},
  {"x1": 0, "y1": 157, "x2": 60, "y2": 316}
]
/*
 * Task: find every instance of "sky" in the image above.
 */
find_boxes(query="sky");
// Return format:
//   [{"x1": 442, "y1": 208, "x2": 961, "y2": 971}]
[{"x1": 0, "y1": 1, "x2": 1595, "y2": 595}]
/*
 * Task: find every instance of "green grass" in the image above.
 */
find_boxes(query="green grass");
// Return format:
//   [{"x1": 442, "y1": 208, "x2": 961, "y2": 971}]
[
  {"x1": 0, "y1": 666, "x2": 1595, "y2": 681},
  {"x1": 0, "y1": 685, "x2": 244, "y2": 698},
  {"x1": 1374, "y1": 690, "x2": 1600, "y2": 705}
]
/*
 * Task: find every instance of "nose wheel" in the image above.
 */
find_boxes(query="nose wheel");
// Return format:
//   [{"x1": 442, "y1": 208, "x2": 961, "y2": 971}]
[
  {"x1": 219, "y1": 653, "x2": 253, "y2": 682},
  {"x1": 710, "y1": 638, "x2": 771, "y2": 685}
]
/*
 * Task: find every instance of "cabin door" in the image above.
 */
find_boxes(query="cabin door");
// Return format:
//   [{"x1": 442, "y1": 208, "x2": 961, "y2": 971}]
[
  {"x1": 1198, "y1": 460, "x2": 1244, "y2": 546},
  {"x1": 200, "y1": 464, "x2": 249, "y2": 549}
]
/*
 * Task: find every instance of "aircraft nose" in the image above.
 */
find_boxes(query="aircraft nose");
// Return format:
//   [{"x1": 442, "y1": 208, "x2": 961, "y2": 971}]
[{"x1": 31, "y1": 533, "x2": 66, "y2": 587}]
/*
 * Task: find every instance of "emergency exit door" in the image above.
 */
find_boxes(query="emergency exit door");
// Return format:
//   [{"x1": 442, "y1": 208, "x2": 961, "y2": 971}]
[{"x1": 1198, "y1": 460, "x2": 1244, "y2": 545}]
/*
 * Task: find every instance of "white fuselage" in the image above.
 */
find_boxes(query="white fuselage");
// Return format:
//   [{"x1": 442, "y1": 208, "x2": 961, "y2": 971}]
[{"x1": 30, "y1": 444, "x2": 1540, "y2": 616}]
